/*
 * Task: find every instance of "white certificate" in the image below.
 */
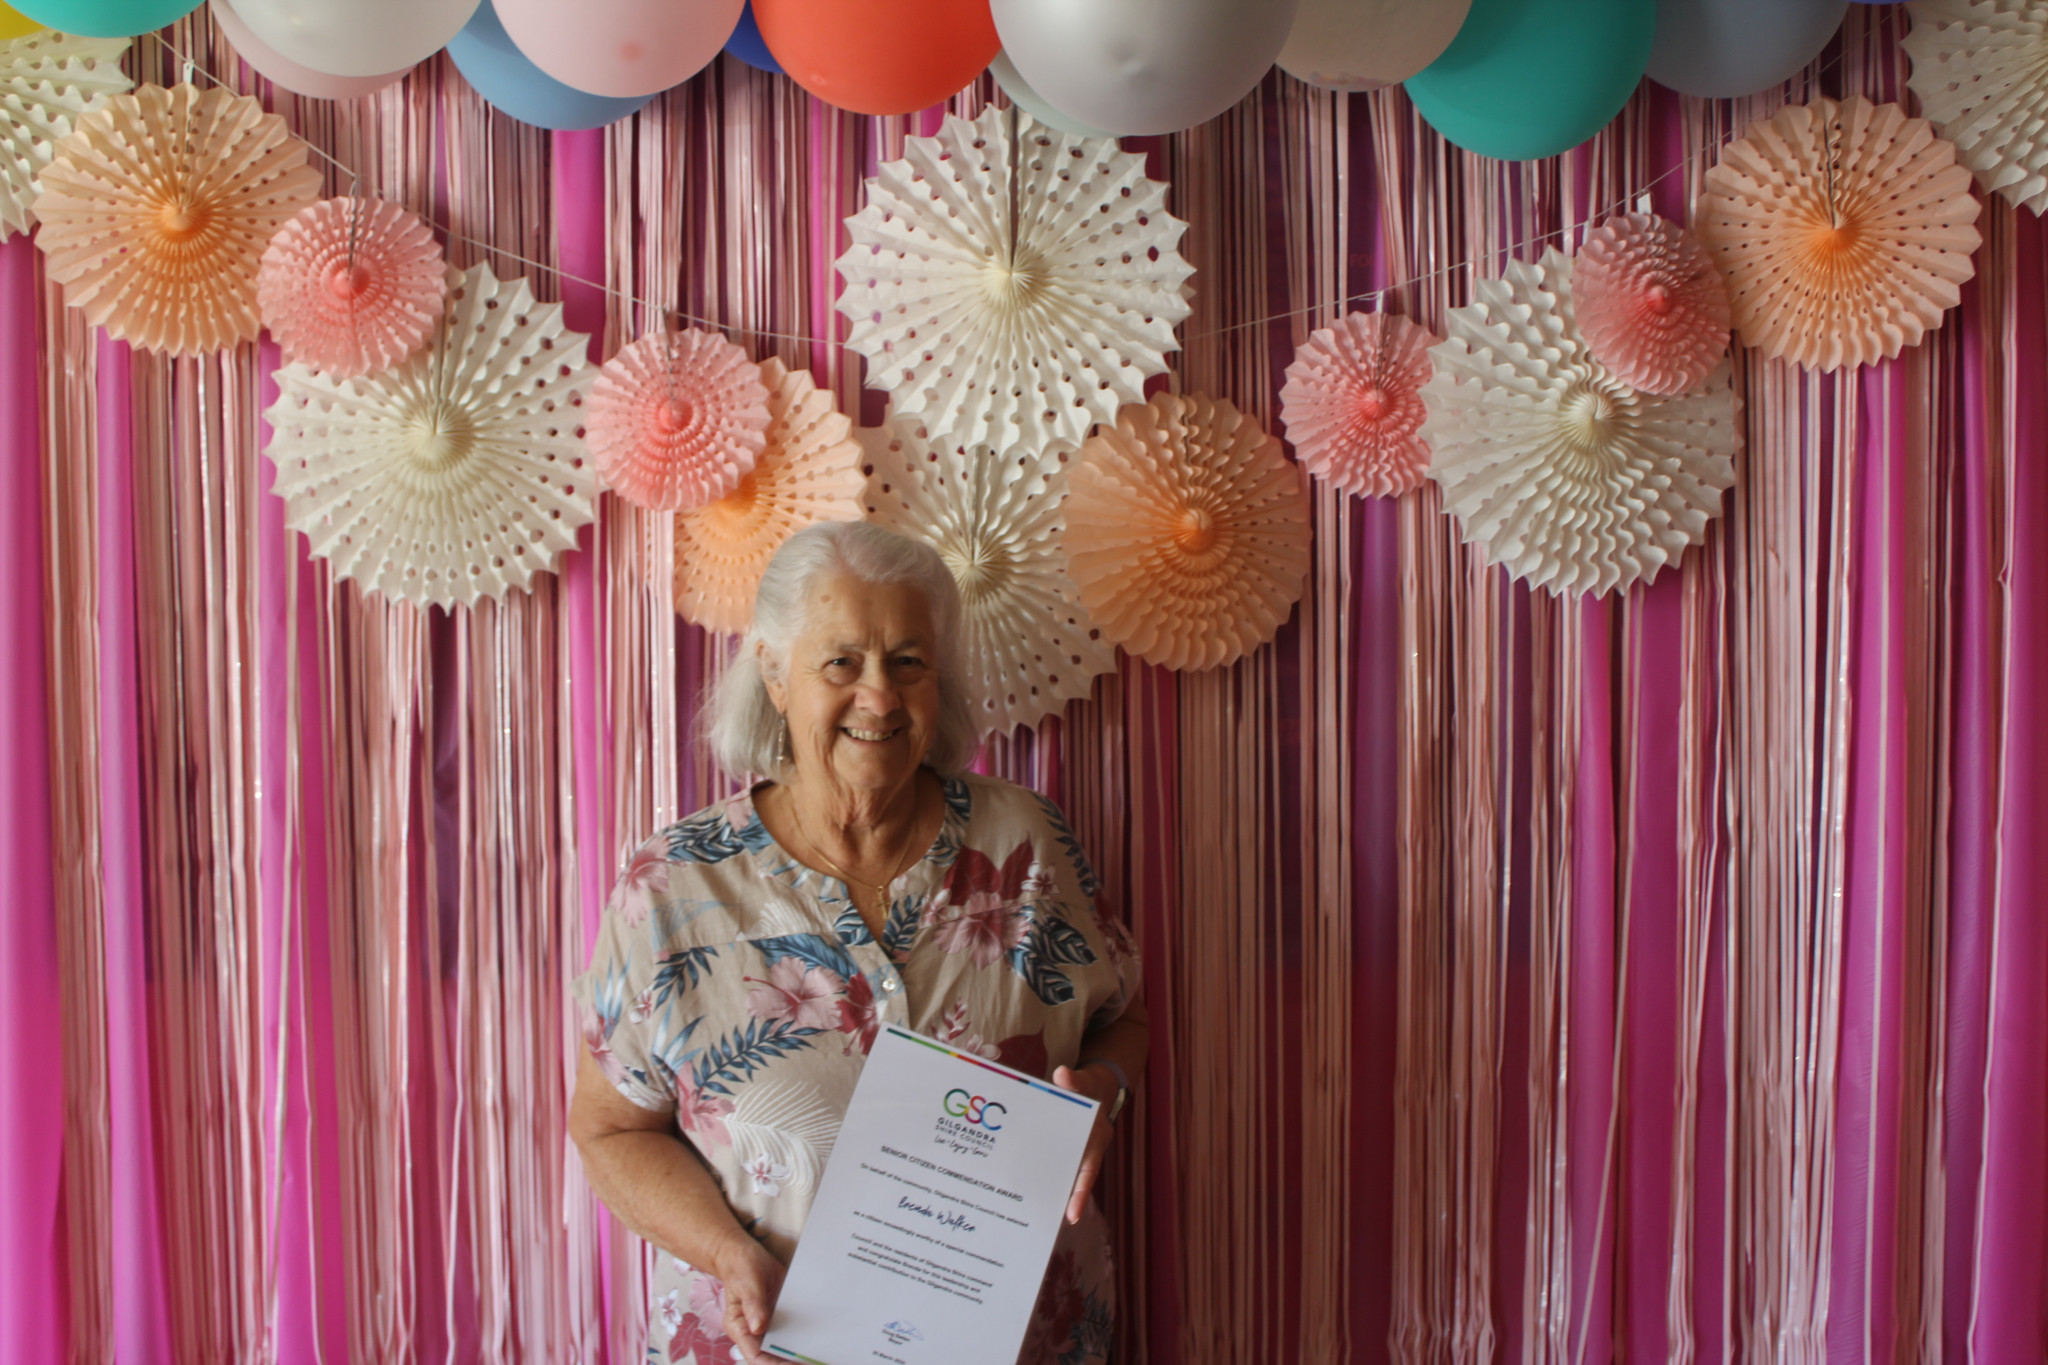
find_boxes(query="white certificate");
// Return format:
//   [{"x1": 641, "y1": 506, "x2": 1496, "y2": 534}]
[{"x1": 762, "y1": 1023, "x2": 1099, "y2": 1365}]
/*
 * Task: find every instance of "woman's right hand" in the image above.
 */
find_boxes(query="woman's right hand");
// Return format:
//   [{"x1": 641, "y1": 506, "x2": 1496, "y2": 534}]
[{"x1": 712, "y1": 1224, "x2": 787, "y2": 1364}]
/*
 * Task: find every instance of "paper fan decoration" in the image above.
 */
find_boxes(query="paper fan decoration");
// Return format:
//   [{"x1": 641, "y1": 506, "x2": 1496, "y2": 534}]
[
  {"x1": 1695, "y1": 97, "x2": 1982, "y2": 373},
  {"x1": 1277, "y1": 311, "x2": 1437, "y2": 498},
  {"x1": 33, "y1": 83, "x2": 321, "y2": 356},
  {"x1": 585, "y1": 329, "x2": 771, "y2": 512},
  {"x1": 1422, "y1": 249, "x2": 1740, "y2": 598},
  {"x1": 256, "y1": 198, "x2": 448, "y2": 376},
  {"x1": 1066, "y1": 394, "x2": 1311, "y2": 672},
  {"x1": 836, "y1": 105, "x2": 1194, "y2": 460},
  {"x1": 1904, "y1": 0, "x2": 2048, "y2": 214},
  {"x1": 0, "y1": 30, "x2": 131, "y2": 241},
  {"x1": 860, "y1": 415, "x2": 1116, "y2": 731},
  {"x1": 263, "y1": 262, "x2": 598, "y2": 608},
  {"x1": 1572, "y1": 213, "x2": 1731, "y2": 397},
  {"x1": 673, "y1": 358, "x2": 866, "y2": 633}
]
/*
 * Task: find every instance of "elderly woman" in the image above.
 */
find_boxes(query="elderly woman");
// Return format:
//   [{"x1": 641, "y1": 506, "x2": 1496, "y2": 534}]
[{"x1": 570, "y1": 521, "x2": 1148, "y2": 1365}]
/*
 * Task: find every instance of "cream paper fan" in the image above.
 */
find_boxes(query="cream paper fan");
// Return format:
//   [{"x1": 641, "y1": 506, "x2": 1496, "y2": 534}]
[
  {"x1": 33, "y1": 83, "x2": 322, "y2": 355},
  {"x1": 1696, "y1": 97, "x2": 1981, "y2": 372},
  {"x1": 673, "y1": 358, "x2": 866, "y2": 634},
  {"x1": 1066, "y1": 393, "x2": 1310, "y2": 672},
  {"x1": 264, "y1": 262, "x2": 597, "y2": 608},
  {"x1": 1904, "y1": 0, "x2": 2048, "y2": 213},
  {"x1": 836, "y1": 104, "x2": 1193, "y2": 461},
  {"x1": 0, "y1": 30, "x2": 130, "y2": 240},
  {"x1": 860, "y1": 415, "x2": 1116, "y2": 732},
  {"x1": 1422, "y1": 249, "x2": 1739, "y2": 598}
]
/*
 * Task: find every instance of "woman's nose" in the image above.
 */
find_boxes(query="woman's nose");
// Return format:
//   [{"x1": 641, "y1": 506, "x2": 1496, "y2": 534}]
[{"x1": 855, "y1": 659, "x2": 901, "y2": 710}]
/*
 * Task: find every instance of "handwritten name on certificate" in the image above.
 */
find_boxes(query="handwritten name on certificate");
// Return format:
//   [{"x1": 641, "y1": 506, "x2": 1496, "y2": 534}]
[{"x1": 761, "y1": 1024, "x2": 1099, "y2": 1365}]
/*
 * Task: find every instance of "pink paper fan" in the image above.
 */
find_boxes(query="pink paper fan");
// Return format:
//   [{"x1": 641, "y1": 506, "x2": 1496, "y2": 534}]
[
  {"x1": 585, "y1": 329, "x2": 771, "y2": 511},
  {"x1": 257, "y1": 197, "x2": 448, "y2": 375},
  {"x1": 1277, "y1": 311, "x2": 1437, "y2": 497},
  {"x1": 1572, "y1": 213, "x2": 1730, "y2": 397}
]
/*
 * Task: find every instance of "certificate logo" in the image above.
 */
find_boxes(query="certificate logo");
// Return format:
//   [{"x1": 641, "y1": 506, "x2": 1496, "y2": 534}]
[{"x1": 941, "y1": 1088, "x2": 1007, "y2": 1130}]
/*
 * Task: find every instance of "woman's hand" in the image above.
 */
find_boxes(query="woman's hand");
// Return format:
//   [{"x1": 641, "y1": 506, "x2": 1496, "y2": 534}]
[
  {"x1": 1051, "y1": 1062, "x2": 1121, "y2": 1225},
  {"x1": 712, "y1": 1224, "x2": 787, "y2": 1364}
]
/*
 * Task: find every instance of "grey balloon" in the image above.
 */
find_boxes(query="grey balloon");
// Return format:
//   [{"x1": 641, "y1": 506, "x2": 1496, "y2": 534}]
[{"x1": 1647, "y1": 0, "x2": 1849, "y2": 100}]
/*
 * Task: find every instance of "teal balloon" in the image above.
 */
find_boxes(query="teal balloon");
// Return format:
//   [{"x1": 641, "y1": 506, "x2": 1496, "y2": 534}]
[
  {"x1": 1404, "y1": 0, "x2": 1656, "y2": 162},
  {"x1": 13, "y1": 0, "x2": 202, "y2": 36}
]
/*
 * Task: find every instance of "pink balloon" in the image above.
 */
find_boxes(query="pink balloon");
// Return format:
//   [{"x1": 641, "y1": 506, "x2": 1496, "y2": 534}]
[
  {"x1": 210, "y1": 0, "x2": 409, "y2": 98},
  {"x1": 493, "y1": 0, "x2": 742, "y2": 97}
]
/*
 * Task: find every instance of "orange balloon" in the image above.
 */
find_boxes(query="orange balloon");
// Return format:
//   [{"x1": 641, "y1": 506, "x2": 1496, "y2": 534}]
[{"x1": 753, "y1": 0, "x2": 997, "y2": 116}]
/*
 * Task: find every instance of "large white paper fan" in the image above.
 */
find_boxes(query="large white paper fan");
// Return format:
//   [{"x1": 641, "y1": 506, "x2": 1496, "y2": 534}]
[
  {"x1": 0, "y1": 30, "x2": 131, "y2": 240},
  {"x1": 1904, "y1": 0, "x2": 2048, "y2": 214},
  {"x1": 836, "y1": 105, "x2": 1193, "y2": 461},
  {"x1": 264, "y1": 262, "x2": 598, "y2": 608},
  {"x1": 1422, "y1": 249, "x2": 1740, "y2": 598},
  {"x1": 859, "y1": 415, "x2": 1116, "y2": 732}
]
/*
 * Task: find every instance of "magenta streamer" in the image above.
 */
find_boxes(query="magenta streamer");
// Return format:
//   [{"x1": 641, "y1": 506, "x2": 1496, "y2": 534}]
[{"x1": 1569, "y1": 595, "x2": 1617, "y2": 1364}]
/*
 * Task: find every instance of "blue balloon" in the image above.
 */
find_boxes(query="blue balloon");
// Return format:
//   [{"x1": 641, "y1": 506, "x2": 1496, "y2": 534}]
[
  {"x1": 724, "y1": 1, "x2": 781, "y2": 74},
  {"x1": 447, "y1": 0, "x2": 654, "y2": 131},
  {"x1": 1648, "y1": 0, "x2": 1846, "y2": 99},
  {"x1": 12, "y1": 0, "x2": 201, "y2": 37}
]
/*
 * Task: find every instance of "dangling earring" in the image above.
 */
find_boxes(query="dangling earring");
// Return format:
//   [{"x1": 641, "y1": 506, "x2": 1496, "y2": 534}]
[{"x1": 777, "y1": 713, "x2": 791, "y2": 768}]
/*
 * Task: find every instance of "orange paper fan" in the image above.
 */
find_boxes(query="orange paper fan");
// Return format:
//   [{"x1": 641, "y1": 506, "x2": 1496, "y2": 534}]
[
  {"x1": 1066, "y1": 393, "x2": 1310, "y2": 672},
  {"x1": 1696, "y1": 97, "x2": 1982, "y2": 373},
  {"x1": 33, "y1": 83, "x2": 322, "y2": 355},
  {"x1": 1573, "y1": 213, "x2": 1730, "y2": 397},
  {"x1": 673, "y1": 358, "x2": 866, "y2": 633},
  {"x1": 586, "y1": 328, "x2": 771, "y2": 511},
  {"x1": 1277, "y1": 311, "x2": 1437, "y2": 498},
  {"x1": 257, "y1": 197, "x2": 448, "y2": 376}
]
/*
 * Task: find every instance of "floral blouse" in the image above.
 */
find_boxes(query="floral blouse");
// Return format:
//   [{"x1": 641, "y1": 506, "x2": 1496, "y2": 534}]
[{"x1": 574, "y1": 772, "x2": 1139, "y2": 1365}]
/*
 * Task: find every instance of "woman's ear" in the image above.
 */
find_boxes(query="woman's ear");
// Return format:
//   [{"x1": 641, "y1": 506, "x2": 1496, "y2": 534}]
[{"x1": 758, "y1": 639, "x2": 787, "y2": 712}]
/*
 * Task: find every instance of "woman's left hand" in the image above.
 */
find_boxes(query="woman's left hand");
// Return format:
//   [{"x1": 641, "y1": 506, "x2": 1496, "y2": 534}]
[{"x1": 1051, "y1": 1062, "x2": 1120, "y2": 1225}]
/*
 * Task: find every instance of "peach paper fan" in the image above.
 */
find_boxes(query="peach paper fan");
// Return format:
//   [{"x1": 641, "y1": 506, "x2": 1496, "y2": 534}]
[
  {"x1": 1904, "y1": 0, "x2": 2048, "y2": 214},
  {"x1": 33, "y1": 83, "x2": 321, "y2": 355},
  {"x1": 257, "y1": 197, "x2": 448, "y2": 376},
  {"x1": 1572, "y1": 213, "x2": 1730, "y2": 397},
  {"x1": 0, "y1": 30, "x2": 131, "y2": 241},
  {"x1": 673, "y1": 358, "x2": 866, "y2": 634},
  {"x1": 1422, "y1": 249, "x2": 1740, "y2": 598},
  {"x1": 836, "y1": 105, "x2": 1193, "y2": 461},
  {"x1": 1696, "y1": 97, "x2": 1981, "y2": 372},
  {"x1": 585, "y1": 328, "x2": 770, "y2": 511},
  {"x1": 1066, "y1": 393, "x2": 1310, "y2": 672},
  {"x1": 263, "y1": 262, "x2": 597, "y2": 608},
  {"x1": 1277, "y1": 311, "x2": 1437, "y2": 498},
  {"x1": 860, "y1": 414, "x2": 1116, "y2": 732}
]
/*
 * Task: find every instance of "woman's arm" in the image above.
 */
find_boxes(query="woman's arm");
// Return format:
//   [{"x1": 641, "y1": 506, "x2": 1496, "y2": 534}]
[
  {"x1": 568, "y1": 1053, "x2": 786, "y2": 1362},
  {"x1": 1051, "y1": 993, "x2": 1151, "y2": 1224}
]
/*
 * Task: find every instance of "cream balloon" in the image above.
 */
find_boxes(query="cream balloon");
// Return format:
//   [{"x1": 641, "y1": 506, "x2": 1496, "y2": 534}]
[
  {"x1": 210, "y1": 0, "x2": 408, "y2": 98},
  {"x1": 1278, "y1": 0, "x2": 1472, "y2": 92},
  {"x1": 232, "y1": 0, "x2": 481, "y2": 78},
  {"x1": 991, "y1": 0, "x2": 1301, "y2": 136},
  {"x1": 494, "y1": 0, "x2": 741, "y2": 98}
]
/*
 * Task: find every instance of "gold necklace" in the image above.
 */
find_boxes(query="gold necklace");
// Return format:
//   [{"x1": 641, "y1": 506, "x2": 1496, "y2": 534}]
[{"x1": 787, "y1": 788, "x2": 925, "y2": 919}]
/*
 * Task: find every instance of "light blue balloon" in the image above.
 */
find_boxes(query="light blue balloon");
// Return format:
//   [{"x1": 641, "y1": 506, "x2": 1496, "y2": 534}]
[
  {"x1": 1405, "y1": 0, "x2": 1657, "y2": 162},
  {"x1": 1647, "y1": 0, "x2": 1846, "y2": 99},
  {"x1": 448, "y1": 0, "x2": 653, "y2": 131},
  {"x1": 12, "y1": 0, "x2": 201, "y2": 37},
  {"x1": 724, "y1": 0, "x2": 781, "y2": 74}
]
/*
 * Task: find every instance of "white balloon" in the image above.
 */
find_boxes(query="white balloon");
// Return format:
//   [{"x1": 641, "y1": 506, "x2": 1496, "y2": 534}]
[
  {"x1": 1278, "y1": 0, "x2": 1472, "y2": 92},
  {"x1": 991, "y1": 0, "x2": 1302, "y2": 137},
  {"x1": 233, "y1": 0, "x2": 483, "y2": 77},
  {"x1": 988, "y1": 49, "x2": 1121, "y2": 140}
]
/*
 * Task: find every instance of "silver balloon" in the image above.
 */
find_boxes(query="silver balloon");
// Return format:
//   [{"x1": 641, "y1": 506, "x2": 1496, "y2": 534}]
[
  {"x1": 1647, "y1": 0, "x2": 1848, "y2": 99},
  {"x1": 988, "y1": 49, "x2": 1122, "y2": 139}
]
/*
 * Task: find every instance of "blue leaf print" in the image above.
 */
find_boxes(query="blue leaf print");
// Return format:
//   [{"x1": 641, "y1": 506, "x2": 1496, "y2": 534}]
[
  {"x1": 749, "y1": 933, "x2": 861, "y2": 985},
  {"x1": 692, "y1": 1018, "x2": 826, "y2": 1097},
  {"x1": 649, "y1": 1013, "x2": 705, "y2": 1083},
  {"x1": 1024, "y1": 912, "x2": 1096, "y2": 968},
  {"x1": 663, "y1": 804, "x2": 774, "y2": 864},
  {"x1": 642, "y1": 944, "x2": 720, "y2": 1016},
  {"x1": 832, "y1": 904, "x2": 874, "y2": 947},
  {"x1": 878, "y1": 895, "x2": 922, "y2": 962},
  {"x1": 593, "y1": 957, "x2": 633, "y2": 1031},
  {"x1": 1034, "y1": 793, "x2": 1101, "y2": 897},
  {"x1": 1006, "y1": 942, "x2": 1077, "y2": 1006},
  {"x1": 940, "y1": 775, "x2": 973, "y2": 823}
]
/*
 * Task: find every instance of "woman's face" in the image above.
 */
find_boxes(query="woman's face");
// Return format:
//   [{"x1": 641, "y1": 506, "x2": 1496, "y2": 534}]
[{"x1": 763, "y1": 572, "x2": 942, "y2": 800}]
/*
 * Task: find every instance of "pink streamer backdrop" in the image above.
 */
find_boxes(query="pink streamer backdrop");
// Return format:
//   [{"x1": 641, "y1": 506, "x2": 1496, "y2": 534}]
[{"x1": 8, "y1": 13, "x2": 2048, "y2": 1364}]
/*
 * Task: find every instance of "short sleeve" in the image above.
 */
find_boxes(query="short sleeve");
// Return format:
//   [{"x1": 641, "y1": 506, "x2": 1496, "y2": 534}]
[
  {"x1": 1026, "y1": 787, "x2": 1142, "y2": 1031},
  {"x1": 570, "y1": 840, "x2": 680, "y2": 1112}
]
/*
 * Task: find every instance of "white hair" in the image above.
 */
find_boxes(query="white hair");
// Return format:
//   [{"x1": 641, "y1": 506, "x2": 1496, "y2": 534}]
[{"x1": 704, "y1": 521, "x2": 978, "y2": 780}]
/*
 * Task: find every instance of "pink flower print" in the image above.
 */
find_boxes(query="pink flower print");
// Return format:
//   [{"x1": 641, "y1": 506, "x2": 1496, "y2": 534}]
[
  {"x1": 580, "y1": 1005, "x2": 627, "y2": 1086},
  {"x1": 629, "y1": 985, "x2": 660, "y2": 1025},
  {"x1": 725, "y1": 792, "x2": 757, "y2": 832},
  {"x1": 674, "y1": 1075, "x2": 735, "y2": 1151},
  {"x1": 742, "y1": 1153, "x2": 791, "y2": 1197},
  {"x1": 743, "y1": 958, "x2": 845, "y2": 1031},
  {"x1": 837, "y1": 973, "x2": 880, "y2": 1055},
  {"x1": 614, "y1": 845, "x2": 669, "y2": 926},
  {"x1": 689, "y1": 1273, "x2": 729, "y2": 1324},
  {"x1": 928, "y1": 843, "x2": 1039, "y2": 967},
  {"x1": 939, "y1": 1000, "x2": 999, "y2": 1060}
]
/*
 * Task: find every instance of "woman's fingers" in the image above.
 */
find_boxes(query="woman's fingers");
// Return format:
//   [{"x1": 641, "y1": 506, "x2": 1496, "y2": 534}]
[
  {"x1": 720, "y1": 1237, "x2": 787, "y2": 1362},
  {"x1": 1050, "y1": 1065, "x2": 1115, "y2": 1225}
]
